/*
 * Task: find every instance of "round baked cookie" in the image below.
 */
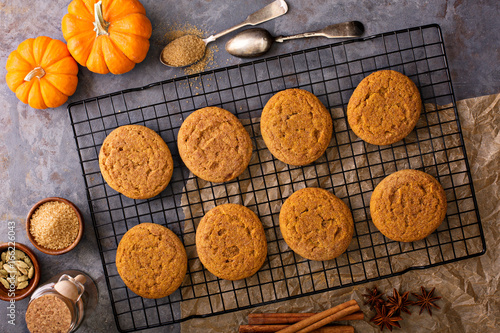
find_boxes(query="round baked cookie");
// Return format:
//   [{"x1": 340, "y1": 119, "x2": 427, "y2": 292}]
[
  {"x1": 196, "y1": 203, "x2": 267, "y2": 280},
  {"x1": 279, "y1": 187, "x2": 354, "y2": 261},
  {"x1": 347, "y1": 70, "x2": 422, "y2": 145},
  {"x1": 99, "y1": 125, "x2": 173, "y2": 199},
  {"x1": 261, "y1": 89, "x2": 333, "y2": 166},
  {"x1": 370, "y1": 169, "x2": 447, "y2": 242},
  {"x1": 116, "y1": 223, "x2": 187, "y2": 299},
  {"x1": 177, "y1": 107, "x2": 253, "y2": 183}
]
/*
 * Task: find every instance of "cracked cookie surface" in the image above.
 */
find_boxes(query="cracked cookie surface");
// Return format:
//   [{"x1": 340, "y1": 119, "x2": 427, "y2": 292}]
[
  {"x1": 279, "y1": 187, "x2": 354, "y2": 261},
  {"x1": 99, "y1": 125, "x2": 173, "y2": 199},
  {"x1": 196, "y1": 203, "x2": 267, "y2": 280},
  {"x1": 116, "y1": 223, "x2": 187, "y2": 299},
  {"x1": 347, "y1": 70, "x2": 421, "y2": 145},
  {"x1": 177, "y1": 107, "x2": 253, "y2": 183},
  {"x1": 370, "y1": 169, "x2": 447, "y2": 242},
  {"x1": 261, "y1": 89, "x2": 333, "y2": 166}
]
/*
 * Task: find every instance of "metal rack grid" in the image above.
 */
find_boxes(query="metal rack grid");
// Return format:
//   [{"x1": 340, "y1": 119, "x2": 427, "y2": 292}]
[{"x1": 68, "y1": 24, "x2": 485, "y2": 332}]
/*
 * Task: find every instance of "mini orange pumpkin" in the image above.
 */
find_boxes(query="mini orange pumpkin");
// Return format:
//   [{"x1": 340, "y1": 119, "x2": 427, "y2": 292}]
[
  {"x1": 62, "y1": 0, "x2": 153, "y2": 75},
  {"x1": 5, "y1": 36, "x2": 79, "y2": 110}
]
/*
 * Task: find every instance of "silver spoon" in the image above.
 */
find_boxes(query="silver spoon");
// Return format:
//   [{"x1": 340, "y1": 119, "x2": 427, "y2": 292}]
[
  {"x1": 225, "y1": 21, "x2": 365, "y2": 58},
  {"x1": 160, "y1": 0, "x2": 288, "y2": 67}
]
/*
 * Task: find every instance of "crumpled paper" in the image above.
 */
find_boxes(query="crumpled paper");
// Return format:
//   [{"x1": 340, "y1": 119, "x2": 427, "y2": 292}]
[{"x1": 179, "y1": 94, "x2": 499, "y2": 332}]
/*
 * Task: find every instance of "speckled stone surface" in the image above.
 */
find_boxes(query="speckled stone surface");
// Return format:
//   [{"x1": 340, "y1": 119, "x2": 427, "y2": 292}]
[{"x1": 0, "y1": 1, "x2": 498, "y2": 332}]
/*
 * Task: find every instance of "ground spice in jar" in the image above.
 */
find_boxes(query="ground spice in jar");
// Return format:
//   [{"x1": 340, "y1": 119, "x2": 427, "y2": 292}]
[
  {"x1": 29, "y1": 201, "x2": 79, "y2": 250},
  {"x1": 25, "y1": 294, "x2": 73, "y2": 333},
  {"x1": 161, "y1": 34, "x2": 206, "y2": 67}
]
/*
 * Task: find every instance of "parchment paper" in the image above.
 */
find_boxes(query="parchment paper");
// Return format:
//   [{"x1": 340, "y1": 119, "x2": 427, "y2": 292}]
[{"x1": 179, "y1": 93, "x2": 499, "y2": 332}]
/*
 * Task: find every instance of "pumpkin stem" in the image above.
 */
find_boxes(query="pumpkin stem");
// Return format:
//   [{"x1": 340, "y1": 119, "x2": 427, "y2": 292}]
[
  {"x1": 93, "y1": 0, "x2": 109, "y2": 37},
  {"x1": 24, "y1": 67, "x2": 45, "y2": 81}
]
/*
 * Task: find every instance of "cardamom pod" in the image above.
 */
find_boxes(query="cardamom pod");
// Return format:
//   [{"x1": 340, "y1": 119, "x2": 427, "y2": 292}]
[
  {"x1": 14, "y1": 250, "x2": 25, "y2": 260},
  {"x1": 24, "y1": 257, "x2": 32, "y2": 267},
  {"x1": 17, "y1": 281, "x2": 29, "y2": 290},
  {"x1": 17, "y1": 275, "x2": 28, "y2": 282},
  {"x1": 3, "y1": 264, "x2": 17, "y2": 274},
  {"x1": 0, "y1": 277, "x2": 9, "y2": 289},
  {"x1": 28, "y1": 267, "x2": 34, "y2": 279},
  {"x1": 6, "y1": 276, "x2": 16, "y2": 286},
  {"x1": 15, "y1": 260, "x2": 29, "y2": 269},
  {"x1": 1, "y1": 252, "x2": 6, "y2": 262},
  {"x1": 15, "y1": 261, "x2": 29, "y2": 275},
  {"x1": 0, "y1": 269, "x2": 7, "y2": 278}
]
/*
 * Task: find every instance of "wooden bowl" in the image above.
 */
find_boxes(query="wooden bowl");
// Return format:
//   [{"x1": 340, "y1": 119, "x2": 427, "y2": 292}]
[
  {"x1": 26, "y1": 197, "x2": 84, "y2": 255},
  {"x1": 0, "y1": 242, "x2": 40, "y2": 301}
]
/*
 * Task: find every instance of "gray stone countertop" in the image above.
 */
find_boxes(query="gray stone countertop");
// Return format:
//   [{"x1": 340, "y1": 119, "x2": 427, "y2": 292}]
[{"x1": 0, "y1": 0, "x2": 498, "y2": 332}]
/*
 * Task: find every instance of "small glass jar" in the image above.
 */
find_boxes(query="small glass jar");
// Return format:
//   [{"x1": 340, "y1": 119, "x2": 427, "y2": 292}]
[{"x1": 25, "y1": 270, "x2": 97, "y2": 333}]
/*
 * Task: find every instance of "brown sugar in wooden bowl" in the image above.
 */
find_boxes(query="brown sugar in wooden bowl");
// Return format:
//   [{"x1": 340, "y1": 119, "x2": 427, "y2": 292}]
[
  {"x1": 0, "y1": 242, "x2": 40, "y2": 301},
  {"x1": 26, "y1": 197, "x2": 84, "y2": 255}
]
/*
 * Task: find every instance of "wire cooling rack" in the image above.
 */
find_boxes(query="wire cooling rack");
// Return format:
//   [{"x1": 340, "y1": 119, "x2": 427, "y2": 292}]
[{"x1": 68, "y1": 24, "x2": 485, "y2": 332}]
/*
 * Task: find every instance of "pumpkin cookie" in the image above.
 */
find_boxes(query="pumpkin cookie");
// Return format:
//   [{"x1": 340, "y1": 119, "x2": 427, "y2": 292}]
[
  {"x1": 196, "y1": 204, "x2": 267, "y2": 280},
  {"x1": 261, "y1": 89, "x2": 333, "y2": 166},
  {"x1": 370, "y1": 169, "x2": 447, "y2": 242},
  {"x1": 177, "y1": 107, "x2": 253, "y2": 183},
  {"x1": 347, "y1": 70, "x2": 422, "y2": 145},
  {"x1": 99, "y1": 125, "x2": 173, "y2": 199},
  {"x1": 279, "y1": 187, "x2": 354, "y2": 261},
  {"x1": 116, "y1": 223, "x2": 187, "y2": 299}
]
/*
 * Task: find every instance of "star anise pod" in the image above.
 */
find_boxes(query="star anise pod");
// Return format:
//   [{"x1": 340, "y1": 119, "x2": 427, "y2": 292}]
[
  {"x1": 370, "y1": 304, "x2": 403, "y2": 331},
  {"x1": 386, "y1": 288, "x2": 412, "y2": 316},
  {"x1": 411, "y1": 286, "x2": 441, "y2": 316},
  {"x1": 363, "y1": 286, "x2": 385, "y2": 310}
]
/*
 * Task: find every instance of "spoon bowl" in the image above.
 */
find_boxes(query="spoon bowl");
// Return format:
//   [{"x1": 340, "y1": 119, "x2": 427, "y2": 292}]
[{"x1": 225, "y1": 28, "x2": 275, "y2": 58}]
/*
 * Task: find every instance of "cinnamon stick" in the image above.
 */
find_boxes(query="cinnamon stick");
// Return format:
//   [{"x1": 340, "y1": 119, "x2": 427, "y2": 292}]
[
  {"x1": 275, "y1": 300, "x2": 360, "y2": 333},
  {"x1": 239, "y1": 325, "x2": 354, "y2": 333},
  {"x1": 248, "y1": 311, "x2": 364, "y2": 325}
]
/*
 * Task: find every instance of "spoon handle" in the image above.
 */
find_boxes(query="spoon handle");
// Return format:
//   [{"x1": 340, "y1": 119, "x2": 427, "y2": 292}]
[
  {"x1": 204, "y1": 0, "x2": 288, "y2": 43},
  {"x1": 275, "y1": 21, "x2": 364, "y2": 43},
  {"x1": 275, "y1": 32, "x2": 325, "y2": 43}
]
